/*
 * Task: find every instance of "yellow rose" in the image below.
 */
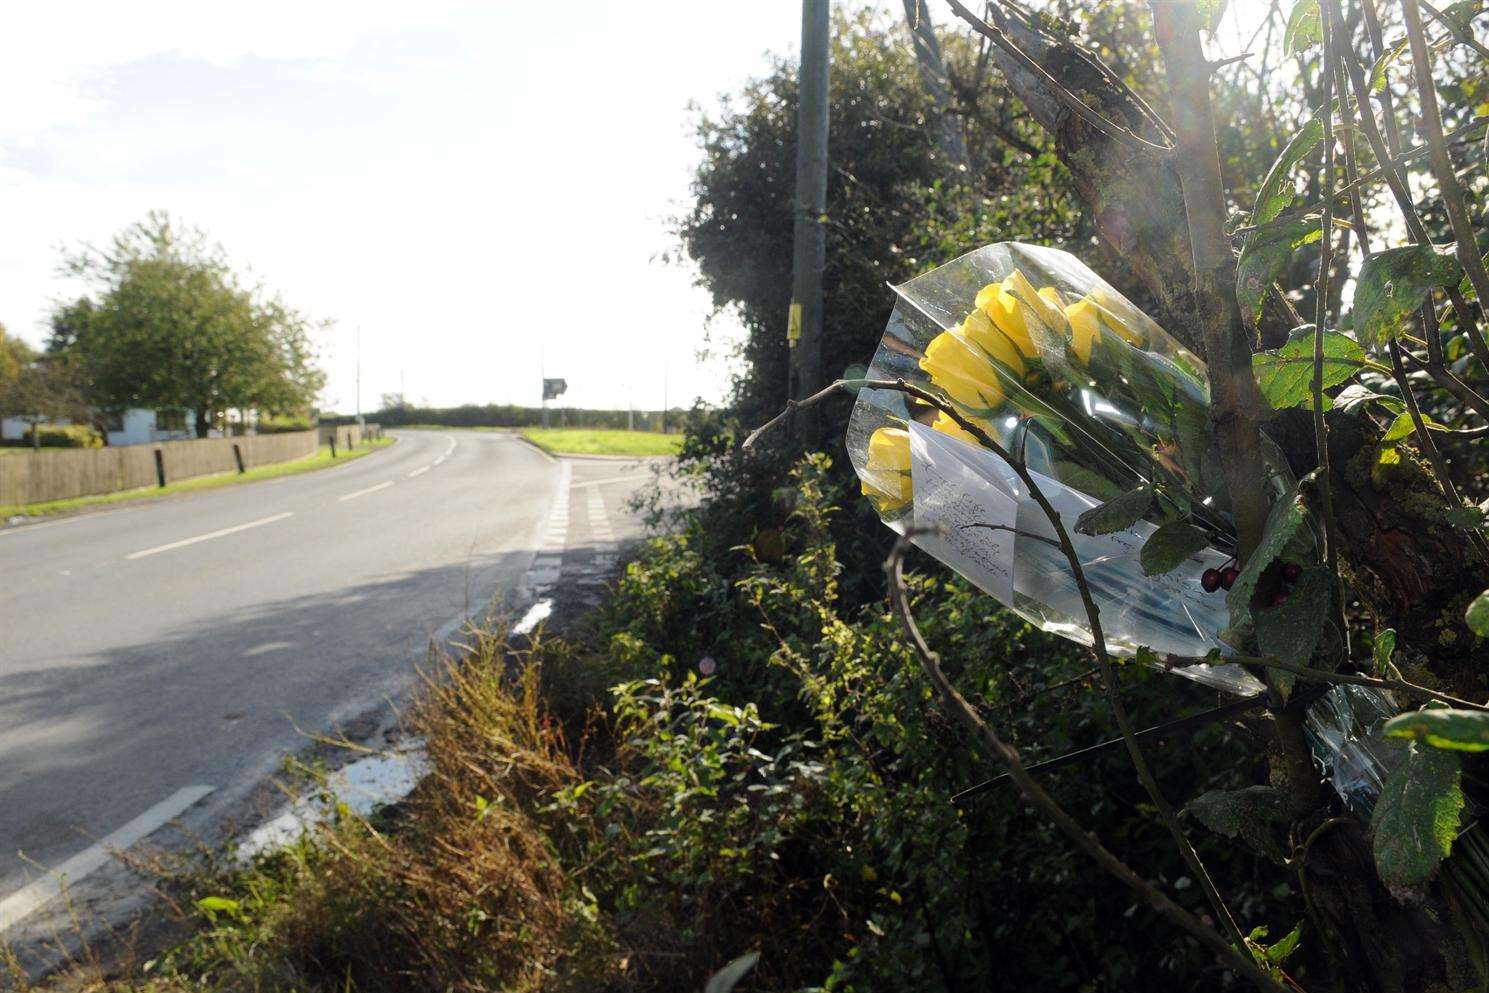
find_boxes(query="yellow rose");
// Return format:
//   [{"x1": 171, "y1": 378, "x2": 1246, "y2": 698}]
[
  {"x1": 930, "y1": 410, "x2": 993, "y2": 447},
  {"x1": 974, "y1": 282, "x2": 1038, "y2": 359},
  {"x1": 1002, "y1": 269, "x2": 1069, "y2": 338},
  {"x1": 1064, "y1": 298, "x2": 1103, "y2": 366},
  {"x1": 920, "y1": 330, "x2": 1006, "y2": 412},
  {"x1": 861, "y1": 426, "x2": 913, "y2": 512},
  {"x1": 1087, "y1": 286, "x2": 1148, "y2": 346},
  {"x1": 959, "y1": 308, "x2": 1026, "y2": 378}
]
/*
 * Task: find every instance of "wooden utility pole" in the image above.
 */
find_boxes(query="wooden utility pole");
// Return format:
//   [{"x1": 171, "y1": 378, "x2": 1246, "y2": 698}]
[{"x1": 789, "y1": 0, "x2": 830, "y2": 437}]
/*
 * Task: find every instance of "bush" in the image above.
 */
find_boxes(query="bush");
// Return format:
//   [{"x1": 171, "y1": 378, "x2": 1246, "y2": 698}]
[
  {"x1": 2, "y1": 423, "x2": 103, "y2": 448},
  {"x1": 256, "y1": 414, "x2": 315, "y2": 434},
  {"x1": 76, "y1": 454, "x2": 1303, "y2": 993}
]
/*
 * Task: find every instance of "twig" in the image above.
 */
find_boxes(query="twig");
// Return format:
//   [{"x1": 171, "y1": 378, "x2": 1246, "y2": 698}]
[
  {"x1": 1230, "y1": 117, "x2": 1489, "y2": 237},
  {"x1": 1210, "y1": 652, "x2": 1489, "y2": 711},
  {"x1": 884, "y1": 535, "x2": 1286, "y2": 993},
  {"x1": 1416, "y1": 0, "x2": 1489, "y2": 61},
  {"x1": 1402, "y1": 0, "x2": 1489, "y2": 322},
  {"x1": 747, "y1": 376, "x2": 1252, "y2": 956},
  {"x1": 1312, "y1": 1, "x2": 1347, "y2": 653},
  {"x1": 941, "y1": 0, "x2": 1175, "y2": 155}
]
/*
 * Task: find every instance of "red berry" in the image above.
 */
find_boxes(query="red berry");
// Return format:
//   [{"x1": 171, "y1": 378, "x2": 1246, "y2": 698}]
[
  {"x1": 1282, "y1": 562, "x2": 1303, "y2": 582},
  {"x1": 1220, "y1": 566, "x2": 1240, "y2": 591},
  {"x1": 1201, "y1": 568, "x2": 1221, "y2": 593},
  {"x1": 1272, "y1": 591, "x2": 1291, "y2": 608}
]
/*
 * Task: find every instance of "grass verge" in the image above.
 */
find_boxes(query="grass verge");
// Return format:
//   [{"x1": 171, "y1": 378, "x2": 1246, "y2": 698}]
[
  {"x1": 518, "y1": 428, "x2": 682, "y2": 457},
  {"x1": 0, "y1": 437, "x2": 396, "y2": 519}
]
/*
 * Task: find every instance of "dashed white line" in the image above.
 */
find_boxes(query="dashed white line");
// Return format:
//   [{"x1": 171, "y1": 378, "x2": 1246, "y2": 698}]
[
  {"x1": 125, "y1": 512, "x2": 294, "y2": 560},
  {"x1": 0, "y1": 785, "x2": 214, "y2": 932},
  {"x1": 571, "y1": 474, "x2": 641, "y2": 489},
  {"x1": 407, "y1": 466, "x2": 431, "y2": 478},
  {"x1": 339, "y1": 480, "x2": 394, "y2": 502},
  {"x1": 432, "y1": 457, "x2": 446, "y2": 467}
]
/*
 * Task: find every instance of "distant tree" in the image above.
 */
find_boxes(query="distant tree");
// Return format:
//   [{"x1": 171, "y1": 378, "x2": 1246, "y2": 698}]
[
  {"x1": 50, "y1": 212, "x2": 326, "y2": 437},
  {"x1": 0, "y1": 350, "x2": 90, "y2": 450},
  {"x1": 379, "y1": 391, "x2": 412, "y2": 412}
]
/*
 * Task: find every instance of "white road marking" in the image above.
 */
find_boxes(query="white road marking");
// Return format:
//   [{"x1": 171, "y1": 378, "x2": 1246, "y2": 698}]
[
  {"x1": 512, "y1": 599, "x2": 553, "y2": 636},
  {"x1": 125, "y1": 512, "x2": 293, "y2": 560},
  {"x1": 406, "y1": 466, "x2": 431, "y2": 478},
  {"x1": 0, "y1": 785, "x2": 214, "y2": 933},
  {"x1": 339, "y1": 480, "x2": 394, "y2": 502},
  {"x1": 432, "y1": 456, "x2": 446, "y2": 467},
  {"x1": 570, "y1": 474, "x2": 641, "y2": 489},
  {"x1": 442, "y1": 437, "x2": 457, "y2": 458}
]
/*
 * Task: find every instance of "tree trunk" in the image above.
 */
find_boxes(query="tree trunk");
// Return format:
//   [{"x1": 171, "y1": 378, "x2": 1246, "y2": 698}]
[{"x1": 194, "y1": 410, "x2": 211, "y2": 438}]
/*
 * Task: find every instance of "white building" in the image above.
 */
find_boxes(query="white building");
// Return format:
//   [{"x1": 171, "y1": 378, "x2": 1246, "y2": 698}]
[{"x1": 0, "y1": 408, "x2": 216, "y2": 446}]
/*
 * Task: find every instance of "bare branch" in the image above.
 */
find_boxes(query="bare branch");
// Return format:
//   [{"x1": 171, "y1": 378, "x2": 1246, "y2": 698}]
[{"x1": 942, "y1": 0, "x2": 1175, "y2": 155}]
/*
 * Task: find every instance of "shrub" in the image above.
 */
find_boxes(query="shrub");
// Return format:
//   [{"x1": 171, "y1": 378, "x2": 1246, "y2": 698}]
[{"x1": 5, "y1": 424, "x2": 103, "y2": 448}]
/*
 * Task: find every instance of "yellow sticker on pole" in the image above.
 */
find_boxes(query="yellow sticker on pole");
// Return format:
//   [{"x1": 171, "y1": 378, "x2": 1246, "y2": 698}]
[{"x1": 787, "y1": 301, "x2": 802, "y2": 346}]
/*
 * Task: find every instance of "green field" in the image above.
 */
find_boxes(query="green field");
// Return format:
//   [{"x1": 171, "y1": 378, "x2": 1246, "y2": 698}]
[
  {"x1": 519, "y1": 428, "x2": 683, "y2": 457},
  {"x1": 0, "y1": 437, "x2": 396, "y2": 519}
]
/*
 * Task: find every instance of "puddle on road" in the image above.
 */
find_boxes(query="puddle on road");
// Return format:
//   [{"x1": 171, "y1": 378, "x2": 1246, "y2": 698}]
[{"x1": 237, "y1": 740, "x2": 429, "y2": 859}]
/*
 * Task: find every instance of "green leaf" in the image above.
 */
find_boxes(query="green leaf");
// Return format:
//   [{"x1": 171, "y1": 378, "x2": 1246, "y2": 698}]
[
  {"x1": 195, "y1": 895, "x2": 242, "y2": 917},
  {"x1": 1227, "y1": 477, "x2": 1314, "y2": 617},
  {"x1": 1186, "y1": 785, "x2": 1290, "y2": 862},
  {"x1": 1238, "y1": 217, "x2": 1324, "y2": 322},
  {"x1": 1252, "y1": 325, "x2": 1367, "y2": 409},
  {"x1": 1197, "y1": 0, "x2": 1229, "y2": 32},
  {"x1": 1140, "y1": 521, "x2": 1213, "y2": 576},
  {"x1": 1253, "y1": 114, "x2": 1325, "y2": 226},
  {"x1": 1372, "y1": 743, "x2": 1463, "y2": 891},
  {"x1": 1075, "y1": 486, "x2": 1154, "y2": 535},
  {"x1": 1384, "y1": 709, "x2": 1489, "y2": 752},
  {"x1": 1373, "y1": 628, "x2": 1397, "y2": 677},
  {"x1": 1444, "y1": 0, "x2": 1484, "y2": 36},
  {"x1": 705, "y1": 952, "x2": 761, "y2": 993},
  {"x1": 1382, "y1": 410, "x2": 1450, "y2": 442},
  {"x1": 1467, "y1": 589, "x2": 1489, "y2": 635},
  {"x1": 1353, "y1": 244, "x2": 1464, "y2": 347},
  {"x1": 1265, "y1": 923, "x2": 1303, "y2": 966},
  {"x1": 1255, "y1": 567, "x2": 1334, "y2": 699},
  {"x1": 1332, "y1": 383, "x2": 1404, "y2": 415},
  {"x1": 1369, "y1": 38, "x2": 1410, "y2": 92},
  {"x1": 1284, "y1": 0, "x2": 1323, "y2": 53}
]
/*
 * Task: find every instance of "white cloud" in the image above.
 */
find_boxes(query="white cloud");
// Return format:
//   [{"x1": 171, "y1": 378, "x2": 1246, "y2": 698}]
[{"x1": 0, "y1": 1, "x2": 810, "y2": 411}]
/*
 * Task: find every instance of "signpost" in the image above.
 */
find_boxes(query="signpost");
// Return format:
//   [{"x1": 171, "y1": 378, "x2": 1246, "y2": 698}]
[{"x1": 542, "y1": 377, "x2": 567, "y2": 427}]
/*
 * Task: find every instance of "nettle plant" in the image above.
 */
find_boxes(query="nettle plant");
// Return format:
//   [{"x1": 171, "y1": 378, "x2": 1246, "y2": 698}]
[{"x1": 759, "y1": 1, "x2": 1489, "y2": 989}]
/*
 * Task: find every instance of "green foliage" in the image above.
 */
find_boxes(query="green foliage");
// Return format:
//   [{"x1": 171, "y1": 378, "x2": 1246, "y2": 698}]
[
  {"x1": 1226, "y1": 476, "x2": 1314, "y2": 617},
  {"x1": 18, "y1": 423, "x2": 102, "y2": 448},
  {"x1": 1466, "y1": 588, "x2": 1489, "y2": 635},
  {"x1": 1237, "y1": 216, "x2": 1324, "y2": 322},
  {"x1": 1373, "y1": 743, "x2": 1464, "y2": 891},
  {"x1": 1384, "y1": 708, "x2": 1489, "y2": 751},
  {"x1": 1254, "y1": 567, "x2": 1334, "y2": 699},
  {"x1": 1283, "y1": 0, "x2": 1322, "y2": 53},
  {"x1": 1251, "y1": 114, "x2": 1324, "y2": 226},
  {"x1": 49, "y1": 212, "x2": 325, "y2": 436},
  {"x1": 1139, "y1": 520, "x2": 1212, "y2": 575},
  {"x1": 1186, "y1": 786, "x2": 1290, "y2": 863},
  {"x1": 1252, "y1": 326, "x2": 1368, "y2": 410},
  {"x1": 1074, "y1": 485, "x2": 1153, "y2": 535},
  {"x1": 1352, "y1": 244, "x2": 1464, "y2": 348}
]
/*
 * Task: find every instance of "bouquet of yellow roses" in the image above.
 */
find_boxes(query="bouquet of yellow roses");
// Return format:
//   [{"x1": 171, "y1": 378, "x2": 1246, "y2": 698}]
[{"x1": 849, "y1": 242, "x2": 1302, "y2": 694}]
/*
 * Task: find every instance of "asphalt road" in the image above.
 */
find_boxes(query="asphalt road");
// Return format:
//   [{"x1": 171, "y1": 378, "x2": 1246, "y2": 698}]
[{"x1": 0, "y1": 428, "x2": 565, "y2": 916}]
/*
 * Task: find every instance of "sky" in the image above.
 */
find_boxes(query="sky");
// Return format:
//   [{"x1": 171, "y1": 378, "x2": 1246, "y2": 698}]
[{"x1": 0, "y1": 2, "x2": 810, "y2": 413}]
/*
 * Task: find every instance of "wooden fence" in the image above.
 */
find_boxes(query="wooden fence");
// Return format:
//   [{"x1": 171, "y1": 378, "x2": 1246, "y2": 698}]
[{"x1": 0, "y1": 429, "x2": 323, "y2": 507}]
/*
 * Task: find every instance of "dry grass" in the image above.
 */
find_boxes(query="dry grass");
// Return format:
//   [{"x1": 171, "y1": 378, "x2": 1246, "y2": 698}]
[{"x1": 14, "y1": 630, "x2": 626, "y2": 993}]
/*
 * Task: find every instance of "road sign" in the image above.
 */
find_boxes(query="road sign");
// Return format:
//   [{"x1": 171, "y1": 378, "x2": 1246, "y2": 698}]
[{"x1": 542, "y1": 378, "x2": 567, "y2": 401}]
